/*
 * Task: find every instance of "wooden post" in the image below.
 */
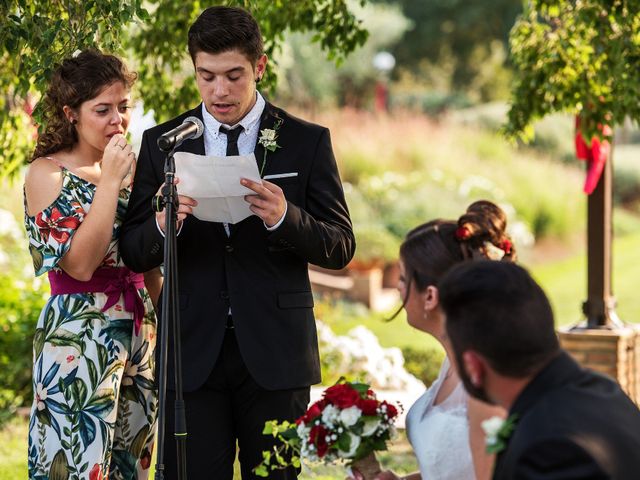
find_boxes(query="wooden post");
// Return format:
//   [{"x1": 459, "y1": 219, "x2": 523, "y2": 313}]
[{"x1": 581, "y1": 143, "x2": 620, "y2": 328}]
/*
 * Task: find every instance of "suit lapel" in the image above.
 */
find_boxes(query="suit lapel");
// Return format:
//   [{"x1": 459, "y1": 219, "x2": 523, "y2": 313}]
[{"x1": 253, "y1": 102, "x2": 283, "y2": 177}]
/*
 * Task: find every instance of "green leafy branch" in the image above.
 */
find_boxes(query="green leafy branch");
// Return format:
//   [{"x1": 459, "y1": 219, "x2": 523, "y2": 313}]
[
  {"x1": 253, "y1": 419, "x2": 301, "y2": 477},
  {"x1": 504, "y1": 0, "x2": 640, "y2": 144}
]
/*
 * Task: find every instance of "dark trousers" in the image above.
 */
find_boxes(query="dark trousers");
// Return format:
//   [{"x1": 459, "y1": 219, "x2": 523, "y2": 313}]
[{"x1": 162, "y1": 329, "x2": 310, "y2": 479}]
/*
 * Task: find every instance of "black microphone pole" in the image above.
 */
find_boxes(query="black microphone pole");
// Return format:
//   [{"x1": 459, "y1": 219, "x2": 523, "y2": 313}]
[{"x1": 153, "y1": 146, "x2": 188, "y2": 480}]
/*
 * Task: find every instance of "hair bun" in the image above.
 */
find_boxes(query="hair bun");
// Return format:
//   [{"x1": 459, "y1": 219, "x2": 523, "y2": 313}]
[{"x1": 456, "y1": 200, "x2": 516, "y2": 261}]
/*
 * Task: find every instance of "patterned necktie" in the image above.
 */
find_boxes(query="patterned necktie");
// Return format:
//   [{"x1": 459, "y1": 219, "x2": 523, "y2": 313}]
[{"x1": 219, "y1": 125, "x2": 244, "y2": 156}]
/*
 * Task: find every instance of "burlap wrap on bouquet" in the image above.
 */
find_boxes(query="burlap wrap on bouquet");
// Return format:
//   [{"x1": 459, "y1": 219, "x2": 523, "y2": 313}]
[{"x1": 351, "y1": 452, "x2": 382, "y2": 480}]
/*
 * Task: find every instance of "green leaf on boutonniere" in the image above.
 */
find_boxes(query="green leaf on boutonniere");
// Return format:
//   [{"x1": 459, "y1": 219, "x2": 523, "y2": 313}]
[
  {"x1": 482, "y1": 414, "x2": 518, "y2": 454},
  {"x1": 258, "y1": 118, "x2": 283, "y2": 177}
]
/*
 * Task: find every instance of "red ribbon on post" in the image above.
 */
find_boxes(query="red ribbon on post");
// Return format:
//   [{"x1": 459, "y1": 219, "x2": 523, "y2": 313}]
[{"x1": 575, "y1": 115, "x2": 612, "y2": 195}]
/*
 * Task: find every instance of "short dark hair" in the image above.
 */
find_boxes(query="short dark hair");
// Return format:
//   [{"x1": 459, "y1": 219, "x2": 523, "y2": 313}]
[
  {"x1": 439, "y1": 261, "x2": 560, "y2": 378},
  {"x1": 188, "y1": 6, "x2": 263, "y2": 64}
]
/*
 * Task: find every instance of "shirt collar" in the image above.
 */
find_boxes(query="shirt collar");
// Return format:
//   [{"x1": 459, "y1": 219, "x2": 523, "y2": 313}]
[{"x1": 201, "y1": 92, "x2": 266, "y2": 139}]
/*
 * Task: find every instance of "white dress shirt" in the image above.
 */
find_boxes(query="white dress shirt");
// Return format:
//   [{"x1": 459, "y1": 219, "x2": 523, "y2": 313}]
[{"x1": 201, "y1": 93, "x2": 286, "y2": 234}]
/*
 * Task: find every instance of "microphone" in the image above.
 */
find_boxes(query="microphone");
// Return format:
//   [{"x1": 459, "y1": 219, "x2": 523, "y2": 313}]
[{"x1": 157, "y1": 116, "x2": 205, "y2": 152}]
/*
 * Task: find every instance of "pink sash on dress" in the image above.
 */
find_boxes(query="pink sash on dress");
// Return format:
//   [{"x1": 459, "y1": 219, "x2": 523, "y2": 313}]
[{"x1": 48, "y1": 267, "x2": 145, "y2": 335}]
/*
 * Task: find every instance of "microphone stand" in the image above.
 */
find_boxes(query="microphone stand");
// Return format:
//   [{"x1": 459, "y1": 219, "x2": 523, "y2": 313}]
[{"x1": 153, "y1": 147, "x2": 187, "y2": 480}]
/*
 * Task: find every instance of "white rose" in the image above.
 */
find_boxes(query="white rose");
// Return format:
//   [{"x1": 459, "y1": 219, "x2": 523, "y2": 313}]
[
  {"x1": 339, "y1": 406, "x2": 362, "y2": 427},
  {"x1": 265, "y1": 129, "x2": 277, "y2": 141},
  {"x1": 361, "y1": 417, "x2": 380, "y2": 437},
  {"x1": 322, "y1": 404, "x2": 340, "y2": 426},
  {"x1": 481, "y1": 416, "x2": 505, "y2": 446}
]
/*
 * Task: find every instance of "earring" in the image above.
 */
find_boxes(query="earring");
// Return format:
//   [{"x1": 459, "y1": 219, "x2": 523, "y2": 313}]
[
  {"x1": 255, "y1": 76, "x2": 262, "y2": 83},
  {"x1": 70, "y1": 119, "x2": 77, "y2": 125}
]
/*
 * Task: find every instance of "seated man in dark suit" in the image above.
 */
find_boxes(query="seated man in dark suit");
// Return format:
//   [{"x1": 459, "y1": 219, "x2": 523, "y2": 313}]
[{"x1": 439, "y1": 261, "x2": 640, "y2": 480}]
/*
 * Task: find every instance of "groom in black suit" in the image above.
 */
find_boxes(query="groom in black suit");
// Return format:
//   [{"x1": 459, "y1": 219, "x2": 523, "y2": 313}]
[
  {"x1": 120, "y1": 6, "x2": 354, "y2": 479},
  {"x1": 439, "y1": 261, "x2": 640, "y2": 480}
]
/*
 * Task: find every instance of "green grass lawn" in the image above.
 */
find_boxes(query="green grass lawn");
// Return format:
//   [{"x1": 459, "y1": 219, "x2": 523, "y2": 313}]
[
  {"x1": 532, "y1": 231, "x2": 640, "y2": 327},
  {"x1": 0, "y1": 416, "x2": 417, "y2": 480},
  {"x1": 0, "y1": 416, "x2": 28, "y2": 480}
]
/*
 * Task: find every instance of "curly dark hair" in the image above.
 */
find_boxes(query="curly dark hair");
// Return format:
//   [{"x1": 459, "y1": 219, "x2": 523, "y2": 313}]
[
  {"x1": 31, "y1": 49, "x2": 137, "y2": 161},
  {"x1": 391, "y1": 200, "x2": 516, "y2": 319}
]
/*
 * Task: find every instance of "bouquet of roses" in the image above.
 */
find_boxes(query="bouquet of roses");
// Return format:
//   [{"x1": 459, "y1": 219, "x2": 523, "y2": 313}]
[{"x1": 254, "y1": 379, "x2": 401, "y2": 479}]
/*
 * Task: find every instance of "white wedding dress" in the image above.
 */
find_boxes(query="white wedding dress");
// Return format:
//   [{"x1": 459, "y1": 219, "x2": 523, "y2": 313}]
[{"x1": 405, "y1": 356, "x2": 476, "y2": 480}]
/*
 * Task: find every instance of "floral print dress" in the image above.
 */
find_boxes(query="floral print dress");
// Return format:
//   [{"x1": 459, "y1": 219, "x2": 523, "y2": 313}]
[{"x1": 25, "y1": 165, "x2": 157, "y2": 480}]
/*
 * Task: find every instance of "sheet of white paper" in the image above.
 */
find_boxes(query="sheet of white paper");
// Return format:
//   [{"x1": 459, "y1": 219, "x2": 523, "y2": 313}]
[{"x1": 174, "y1": 151, "x2": 262, "y2": 223}]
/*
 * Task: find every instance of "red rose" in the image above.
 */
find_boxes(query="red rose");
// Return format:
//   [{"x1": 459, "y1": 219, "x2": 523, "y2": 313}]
[
  {"x1": 89, "y1": 463, "x2": 103, "y2": 480},
  {"x1": 297, "y1": 400, "x2": 325, "y2": 425},
  {"x1": 382, "y1": 401, "x2": 398, "y2": 419},
  {"x1": 357, "y1": 398, "x2": 379, "y2": 416},
  {"x1": 324, "y1": 383, "x2": 360, "y2": 409},
  {"x1": 309, "y1": 425, "x2": 329, "y2": 457}
]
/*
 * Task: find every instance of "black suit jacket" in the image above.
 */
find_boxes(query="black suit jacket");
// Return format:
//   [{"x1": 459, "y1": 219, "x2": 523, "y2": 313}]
[
  {"x1": 120, "y1": 102, "x2": 355, "y2": 391},
  {"x1": 493, "y1": 351, "x2": 640, "y2": 480}
]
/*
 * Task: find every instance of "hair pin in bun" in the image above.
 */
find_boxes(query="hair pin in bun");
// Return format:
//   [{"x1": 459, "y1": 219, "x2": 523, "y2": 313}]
[
  {"x1": 455, "y1": 226, "x2": 471, "y2": 240},
  {"x1": 482, "y1": 242, "x2": 506, "y2": 261},
  {"x1": 500, "y1": 238, "x2": 513, "y2": 255}
]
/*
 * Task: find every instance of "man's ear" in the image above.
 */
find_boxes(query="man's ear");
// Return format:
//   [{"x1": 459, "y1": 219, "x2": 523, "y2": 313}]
[
  {"x1": 255, "y1": 54, "x2": 268, "y2": 81},
  {"x1": 462, "y1": 350, "x2": 486, "y2": 387},
  {"x1": 423, "y1": 285, "x2": 439, "y2": 312}
]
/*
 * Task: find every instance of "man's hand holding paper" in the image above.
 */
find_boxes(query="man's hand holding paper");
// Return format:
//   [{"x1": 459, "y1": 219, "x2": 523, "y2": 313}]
[
  {"x1": 174, "y1": 151, "x2": 263, "y2": 223},
  {"x1": 240, "y1": 178, "x2": 286, "y2": 228}
]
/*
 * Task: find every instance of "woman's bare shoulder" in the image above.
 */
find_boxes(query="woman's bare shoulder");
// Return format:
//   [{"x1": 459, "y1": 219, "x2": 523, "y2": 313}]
[{"x1": 24, "y1": 157, "x2": 64, "y2": 216}]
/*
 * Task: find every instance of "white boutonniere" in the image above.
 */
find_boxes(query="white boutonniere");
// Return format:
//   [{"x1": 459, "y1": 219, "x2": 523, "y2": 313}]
[
  {"x1": 481, "y1": 414, "x2": 518, "y2": 454},
  {"x1": 258, "y1": 118, "x2": 283, "y2": 176}
]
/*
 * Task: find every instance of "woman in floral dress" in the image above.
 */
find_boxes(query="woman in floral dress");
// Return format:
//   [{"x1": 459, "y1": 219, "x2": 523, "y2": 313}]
[{"x1": 24, "y1": 49, "x2": 159, "y2": 480}]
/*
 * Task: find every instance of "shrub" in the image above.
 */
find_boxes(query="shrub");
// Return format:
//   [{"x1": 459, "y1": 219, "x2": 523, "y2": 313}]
[
  {"x1": 316, "y1": 321, "x2": 425, "y2": 393},
  {"x1": 614, "y1": 166, "x2": 640, "y2": 207},
  {"x1": 0, "y1": 208, "x2": 47, "y2": 426},
  {"x1": 0, "y1": 275, "x2": 46, "y2": 425},
  {"x1": 400, "y1": 346, "x2": 445, "y2": 388}
]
